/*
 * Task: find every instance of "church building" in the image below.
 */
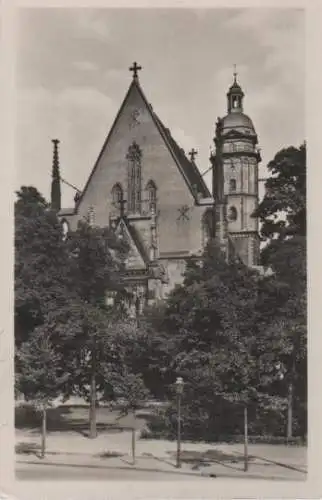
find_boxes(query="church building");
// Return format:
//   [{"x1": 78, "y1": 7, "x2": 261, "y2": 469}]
[{"x1": 54, "y1": 63, "x2": 261, "y2": 310}]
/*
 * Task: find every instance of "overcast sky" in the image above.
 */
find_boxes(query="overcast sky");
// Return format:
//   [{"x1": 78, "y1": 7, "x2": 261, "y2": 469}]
[{"x1": 16, "y1": 8, "x2": 305, "y2": 208}]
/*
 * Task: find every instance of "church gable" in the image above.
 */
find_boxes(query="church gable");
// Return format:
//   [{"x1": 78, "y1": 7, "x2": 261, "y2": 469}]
[
  {"x1": 56, "y1": 66, "x2": 216, "y2": 262},
  {"x1": 74, "y1": 73, "x2": 210, "y2": 226}
]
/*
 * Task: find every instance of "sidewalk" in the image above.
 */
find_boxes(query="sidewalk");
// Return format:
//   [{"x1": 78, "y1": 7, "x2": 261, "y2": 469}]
[
  {"x1": 16, "y1": 429, "x2": 307, "y2": 481},
  {"x1": 16, "y1": 450, "x2": 306, "y2": 481},
  {"x1": 15, "y1": 429, "x2": 307, "y2": 465}
]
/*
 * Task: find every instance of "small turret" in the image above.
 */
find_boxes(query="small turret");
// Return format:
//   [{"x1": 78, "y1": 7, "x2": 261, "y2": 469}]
[
  {"x1": 51, "y1": 139, "x2": 61, "y2": 212},
  {"x1": 226, "y1": 65, "x2": 245, "y2": 113}
]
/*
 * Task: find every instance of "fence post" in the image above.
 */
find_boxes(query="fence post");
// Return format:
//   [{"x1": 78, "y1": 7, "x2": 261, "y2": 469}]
[
  {"x1": 131, "y1": 427, "x2": 136, "y2": 465},
  {"x1": 244, "y1": 405, "x2": 248, "y2": 472}
]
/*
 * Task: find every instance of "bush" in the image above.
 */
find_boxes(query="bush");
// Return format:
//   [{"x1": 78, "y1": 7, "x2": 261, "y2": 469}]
[
  {"x1": 15, "y1": 403, "x2": 40, "y2": 428},
  {"x1": 139, "y1": 408, "x2": 175, "y2": 440},
  {"x1": 15, "y1": 402, "x2": 72, "y2": 431},
  {"x1": 15, "y1": 441, "x2": 40, "y2": 455},
  {"x1": 139, "y1": 399, "x2": 307, "y2": 445}
]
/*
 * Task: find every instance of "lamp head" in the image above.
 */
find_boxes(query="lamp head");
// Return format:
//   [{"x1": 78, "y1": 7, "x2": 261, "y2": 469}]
[{"x1": 175, "y1": 377, "x2": 184, "y2": 395}]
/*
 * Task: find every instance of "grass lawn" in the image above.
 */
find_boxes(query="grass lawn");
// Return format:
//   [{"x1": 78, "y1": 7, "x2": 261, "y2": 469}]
[{"x1": 15, "y1": 400, "x2": 155, "y2": 435}]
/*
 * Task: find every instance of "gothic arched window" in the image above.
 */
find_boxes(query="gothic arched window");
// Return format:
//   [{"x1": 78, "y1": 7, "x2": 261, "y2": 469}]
[
  {"x1": 146, "y1": 180, "x2": 157, "y2": 213},
  {"x1": 229, "y1": 178, "x2": 236, "y2": 193},
  {"x1": 202, "y1": 209, "x2": 214, "y2": 247},
  {"x1": 126, "y1": 141, "x2": 142, "y2": 213},
  {"x1": 112, "y1": 183, "x2": 123, "y2": 207}
]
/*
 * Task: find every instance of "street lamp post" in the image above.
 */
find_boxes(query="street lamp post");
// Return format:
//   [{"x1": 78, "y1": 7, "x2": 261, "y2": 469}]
[{"x1": 175, "y1": 377, "x2": 184, "y2": 468}]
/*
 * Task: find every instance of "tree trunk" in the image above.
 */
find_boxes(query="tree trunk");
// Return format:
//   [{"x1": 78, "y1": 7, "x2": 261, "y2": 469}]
[
  {"x1": 287, "y1": 381, "x2": 293, "y2": 441},
  {"x1": 244, "y1": 405, "x2": 248, "y2": 472},
  {"x1": 40, "y1": 406, "x2": 47, "y2": 459},
  {"x1": 89, "y1": 369, "x2": 97, "y2": 439},
  {"x1": 287, "y1": 348, "x2": 296, "y2": 442}
]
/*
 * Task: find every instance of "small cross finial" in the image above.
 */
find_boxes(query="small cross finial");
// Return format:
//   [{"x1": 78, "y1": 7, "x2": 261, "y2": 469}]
[
  {"x1": 233, "y1": 64, "x2": 238, "y2": 83},
  {"x1": 129, "y1": 61, "x2": 142, "y2": 79},
  {"x1": 189, "y1": 148, "x2": 198, "y2": 162}
]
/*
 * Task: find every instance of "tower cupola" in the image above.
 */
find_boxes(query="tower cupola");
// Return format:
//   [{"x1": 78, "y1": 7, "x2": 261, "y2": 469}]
[{"x1": 227, "y1": 66, "x2": 244, "y2": 113}]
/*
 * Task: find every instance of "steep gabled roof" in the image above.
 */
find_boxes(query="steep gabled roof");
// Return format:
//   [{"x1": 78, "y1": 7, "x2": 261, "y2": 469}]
[
  {"x1": 124, "y1": 219, "x2": 150, "y2": 265},
  {"x1": 74, "y1": 76, "x2": 211, "y2": 211},
  {"x1": 152, "y1": 113, "x2": 211, "y2": 199},
  {"x1": 114, "y1": 216, "x2": 149, "y2": 268}
]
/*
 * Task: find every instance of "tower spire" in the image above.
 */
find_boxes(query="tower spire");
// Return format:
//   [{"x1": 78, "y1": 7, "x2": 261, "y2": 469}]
[
  {"x1": 51, "y1": 139, "x2": 61, "y2": 212},
  {"x1": 233, "y1": 64, "x2": 238, "y2": 84}
]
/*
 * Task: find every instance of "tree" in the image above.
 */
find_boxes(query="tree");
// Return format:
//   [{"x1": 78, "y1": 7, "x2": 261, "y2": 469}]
[
  {"x1": 141, "y1": 242, "x2": 265, "y2": 439},
  {"x1": 257, "y1": 246, "x2": 306, "y2": 439},
  {"x1": 65, "y1": 303, "x2": 123, "y2": 438},
  {"x1": 254, "y1": 143, "x2": 307, "y2": 439},
  {"x1": 142, "y1": 238, "x2": 298, "y2": 445},
  {"x1": 15, "y1": 186, "x2": 49, "y2": 218},
  {"x1": 254, "y1": 143, "x2": 306, "y2": 244},
  {"x1": 15, "y1": 326, "x2": 68, "y2": 458},
  {"x1": 65, "y1": 219, "x2": 130, "y2": 307},
  {"x1": 15, "y1": 187, "x2": 69, "y2": 347},
  {"x1": 61, "y1": 220, "x2": 131, "y2": 438},
  {"x1": 14, "y1": 186, "x2": 136, "y2": 440},
  {"x1": 15, "y1": 184, "x2": 148, "y2": 440},
  {"x1": 131, "y1": 304, "x2": 177, "y2": 399}
]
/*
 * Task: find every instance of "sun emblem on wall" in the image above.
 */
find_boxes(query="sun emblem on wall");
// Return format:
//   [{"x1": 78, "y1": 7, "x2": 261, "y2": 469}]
[{"x1": 177, "y1": 204, "x2": 190, "y2": 221}]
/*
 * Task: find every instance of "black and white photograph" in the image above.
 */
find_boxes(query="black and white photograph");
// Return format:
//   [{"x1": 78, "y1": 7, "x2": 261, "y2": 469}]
[{"x1": 13, "y1": 7, "x2": 307, "y2": 486}]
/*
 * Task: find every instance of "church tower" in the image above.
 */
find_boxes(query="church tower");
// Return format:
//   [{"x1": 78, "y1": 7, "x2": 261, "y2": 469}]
[{"x1": 213, "y1": 69, "x2": 261, "y2": 267}]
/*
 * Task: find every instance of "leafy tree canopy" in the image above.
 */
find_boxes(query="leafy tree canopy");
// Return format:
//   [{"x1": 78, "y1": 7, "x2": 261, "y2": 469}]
[{"x1": 254, "y1": 143, "x2": 306, "y2": 244}]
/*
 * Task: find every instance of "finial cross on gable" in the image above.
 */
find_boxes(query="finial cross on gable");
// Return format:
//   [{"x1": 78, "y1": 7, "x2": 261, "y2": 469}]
[
  {"x1": 189, "y1": 148, "x2": 198, "y2": 162},
  {"x1": 129, "y1": 61, "x2": 142, "y2": 79}
]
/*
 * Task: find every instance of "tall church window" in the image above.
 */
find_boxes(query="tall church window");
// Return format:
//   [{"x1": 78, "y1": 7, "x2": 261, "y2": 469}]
[
  {"x1": 202, "y1": 209, "x2": 214, "y2": 247},
  {"x1": 126, "y1": 141, "x2": 142, "y2": 213},
  {"x1": 112, "y1": 183, "x2": 124, "y2": 208},
  {"x1": 229, "y1": 178, "x2": 236, "y2": 193},
  {"x1": 146, "y1": 180, "x2": 157, "y2": 213}
]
